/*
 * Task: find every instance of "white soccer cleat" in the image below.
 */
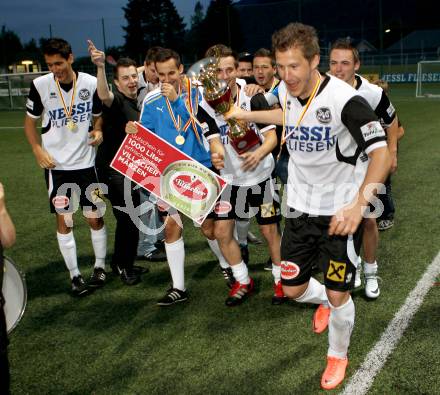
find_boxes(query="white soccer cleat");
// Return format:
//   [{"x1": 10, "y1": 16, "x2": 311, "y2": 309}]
[{"x1": 364, "y1": 265, "x2": 380, "y2": 298}]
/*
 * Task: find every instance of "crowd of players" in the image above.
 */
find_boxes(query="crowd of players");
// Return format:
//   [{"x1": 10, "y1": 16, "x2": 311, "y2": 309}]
[{"x1": 16, "y1": 22, "x2": 405, "y2": 390}]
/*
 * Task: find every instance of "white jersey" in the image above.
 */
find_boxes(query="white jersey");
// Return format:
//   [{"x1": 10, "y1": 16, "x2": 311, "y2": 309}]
[
  {"x1": 200, "y1": 78, "x2": 275, "y2": 186},
  {"x1": 279, "y1": 75, "x2": 387, "y2": 215},
  {"x1": 26, "y1": 72, "x2": 101, "y2": 170}
]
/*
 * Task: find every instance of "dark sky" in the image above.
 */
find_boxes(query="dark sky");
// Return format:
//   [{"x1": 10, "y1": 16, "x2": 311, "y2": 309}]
[{"x1": 1, "y1": 0, "x2": 211, "y2": 56}]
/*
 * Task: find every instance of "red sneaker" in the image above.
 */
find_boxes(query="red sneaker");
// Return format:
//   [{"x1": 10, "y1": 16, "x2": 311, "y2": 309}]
[
  {"x1": 272, "y1": 281, "x2": 288, "y2": 305},
  {"x1": 225, "y1": 278, "x2": 254, "y2": 306},
  {"x1": 313, "y1": 304, "x2": 331, "y2": 334},
  {"x1": 321, "y1": 356, "x2": 348, "y2": 390}
]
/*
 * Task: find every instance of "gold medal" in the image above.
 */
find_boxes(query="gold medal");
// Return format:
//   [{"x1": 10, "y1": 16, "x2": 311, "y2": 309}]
[
  {"x1": 175, "y1": 135, "x2": 185, "y2": 145},
  {"x1": 67, "y1": 119, "x2": 76, "y2": 131}
]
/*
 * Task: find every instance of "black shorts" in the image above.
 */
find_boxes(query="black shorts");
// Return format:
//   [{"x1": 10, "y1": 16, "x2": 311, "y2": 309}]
[
  {"x1": 280, "y1": 210, "x2": 364, "y2": 292},
  {"x1": 45, "y1": 167, "x2": 104, "y2": 214},
  {"x1": 213, "y1": 177, "x2": 281, "y2": 225}
]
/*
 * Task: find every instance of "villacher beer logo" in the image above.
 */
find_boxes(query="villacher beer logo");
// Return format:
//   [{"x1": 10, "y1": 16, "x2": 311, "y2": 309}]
[{"x1": 160, "y1": 160, "x2": 220, "y2": 220}]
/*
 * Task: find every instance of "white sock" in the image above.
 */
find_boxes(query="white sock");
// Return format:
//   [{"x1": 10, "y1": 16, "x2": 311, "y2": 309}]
[
  {"x1": 165, "y1": 238, "x2": 185, "y2": 291},
  {"x1": 294, "y1": 277, "x2": 328, "y2": 305},
  {"x1": 206, "y1": 238, "x2": 229, "y2": 269},
  {"x1": 272, "y1": 263, "x2": 281, "y2": 283},
  {"x1": 328, "y1": 296, "x2": 355, "y2": 359},
  {"x1": 90, "y1": 226, "x2": 107, "y2": 269},
  {"x1": 231, "y1": 261, "x2": 250, "y2": 284},
  {"x1": 57, "y1": 231, "x2": 79, "y2": 279},
  {"x1": 235, "y1": 220, "x2": 249, "y2": 246},
  {"x1": 364, "y1": 261, "x2": 378, "y2": 273}
]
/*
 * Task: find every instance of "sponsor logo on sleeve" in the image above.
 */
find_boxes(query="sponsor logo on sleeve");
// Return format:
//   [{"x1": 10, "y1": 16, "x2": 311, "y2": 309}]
[
  {"x1": 326, "y1": 260, "x2": 346, "y2": 282},
  {"x1": 281, "y1": 261, "x2": 300, "y2": 280},
  {"x1": 26, "y1": 98, "x2": 34, "y2": 111},
  {"x1": 360, "y1": 121, "x2": 385, "y2": 142},
  {"x1": 387, "y1": 103, "x2": 395, "y2": 117}
]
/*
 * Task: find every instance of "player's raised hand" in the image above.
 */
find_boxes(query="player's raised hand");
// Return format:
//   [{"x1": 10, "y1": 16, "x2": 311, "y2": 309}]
[
  {"x1": 88, "y1": 129, "x2": 103, "y2": 146},
  {"x1": 125, "y1": 121, "x2": 138, "y2": 134},
  {"x1": 87, "y1": 40, "x2": 105, "y2": 67},
  {"x1": 161, "y1": 83, "x2": 178, "y2": 102},
  {"x1": 211, "y1": 152, "x2": 225, "y2": 170}
]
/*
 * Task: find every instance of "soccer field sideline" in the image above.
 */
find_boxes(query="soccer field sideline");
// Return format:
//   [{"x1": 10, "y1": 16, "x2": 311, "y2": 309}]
[{"x1": 340, "y1": 250, "x2": 440, "y2": 395}]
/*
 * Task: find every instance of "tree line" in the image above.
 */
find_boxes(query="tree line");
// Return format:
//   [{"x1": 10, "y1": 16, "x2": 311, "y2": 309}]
[{"x1": 0, "y1": 0, "x2": 240, "y2": 70}]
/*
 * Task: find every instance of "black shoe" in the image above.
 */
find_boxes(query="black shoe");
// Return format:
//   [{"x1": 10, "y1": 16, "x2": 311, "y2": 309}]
[
  {"x1": 221, "y1": 267, "x2": 236, "y2": 289},
  {"x1": 240, "y1": 244, "x2": 249, "y2": 265},
  {"x1": 137, "y1": 249, "x2": 167, "y2": 262},
  {"x1": 71, "y1": 275, "x2": 89, "y2": 296},
  {"x1": 157, "y1": 288, "x2": 188, "y2": 306},
  {"x1": 120, "y1": 268, "x2": 141, "y2": 285},
  {"x1": 264, "y1": 258, "x2": 272, "y2": 271},
  {"x1": 89, "y1": 267, "x2": 106, "y2": 288}
]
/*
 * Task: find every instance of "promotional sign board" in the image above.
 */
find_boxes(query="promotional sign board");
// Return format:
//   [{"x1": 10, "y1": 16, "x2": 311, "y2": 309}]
[{"x1": 111, "y1": 122, "x2": 227, "y2": 224}]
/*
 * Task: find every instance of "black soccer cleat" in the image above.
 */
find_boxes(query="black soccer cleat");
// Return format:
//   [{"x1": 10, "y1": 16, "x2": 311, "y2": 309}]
[
  {"x1": 71, "y1": 275, "x2": 89, "y2": 296},
  {"x1": 157, "y1": 288, "x2": 188, "y2": 306},
  {"x1": 89, "y1": 267, "x2": 106, "y2": 288},
  {"x1": 220, "y1": 267, "x2": 236, "y2": 289}
]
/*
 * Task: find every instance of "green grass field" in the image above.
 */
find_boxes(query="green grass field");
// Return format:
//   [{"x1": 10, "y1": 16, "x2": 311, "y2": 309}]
[{"x1": 1, "y1": 85, "x2": 440, "y2": 394}]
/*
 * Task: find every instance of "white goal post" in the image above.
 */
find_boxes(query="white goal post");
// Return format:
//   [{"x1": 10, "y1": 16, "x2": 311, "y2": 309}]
[{"x1": 416, "y1": 60, "x2": 440, "y2": 98}]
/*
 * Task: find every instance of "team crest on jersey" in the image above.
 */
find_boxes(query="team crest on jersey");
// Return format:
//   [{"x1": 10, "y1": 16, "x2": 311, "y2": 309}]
[
  {"x1": 79, "y1": 88, "x2": 91, "y2": 101},
  {"x1": 316, "y1": 107, "x2": 331, "y2": 124}
]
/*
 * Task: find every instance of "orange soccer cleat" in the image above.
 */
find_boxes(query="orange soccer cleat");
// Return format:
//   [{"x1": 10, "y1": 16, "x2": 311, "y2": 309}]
[
  {"x1": 312, "y1": 304, "x2": 331, "y2": 334},
  {"x1": 321, "y1": 356, "x2": 348, "y2": 390}
]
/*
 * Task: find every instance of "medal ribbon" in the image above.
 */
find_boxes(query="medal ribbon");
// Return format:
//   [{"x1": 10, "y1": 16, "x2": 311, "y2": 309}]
[
  {"x1": 182, "y1": 78, "x2": 203, "y2": 145},
  {"x1": 165, "y1": 85, "x2": 182, "y2": 132},
  {"x1": 278, "y1": 72, "x2": 321, "y2": 159},
  {"x1": 55, "y1": 72, "x2": 77, "y2": 123}
]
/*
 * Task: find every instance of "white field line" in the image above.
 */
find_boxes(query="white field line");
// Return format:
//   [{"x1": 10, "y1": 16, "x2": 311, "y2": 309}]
[{"x1": 340, "y1": 251, "x2": 440, "y2": 395}]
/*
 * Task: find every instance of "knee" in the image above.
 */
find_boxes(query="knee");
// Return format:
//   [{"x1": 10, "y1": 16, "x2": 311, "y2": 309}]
[
  {"x1": 282, "y1": 284, "x2": 305, "y2": 299},
  {"x1": 326, "y1": 290, "x2": 350, "y2": 308}
]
